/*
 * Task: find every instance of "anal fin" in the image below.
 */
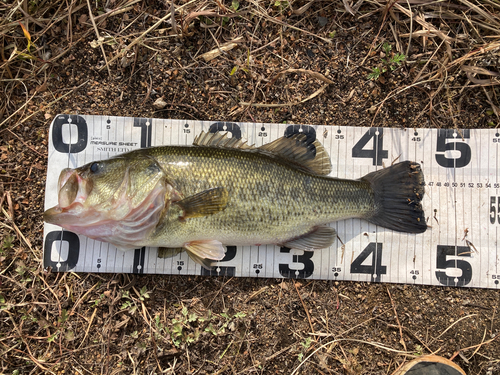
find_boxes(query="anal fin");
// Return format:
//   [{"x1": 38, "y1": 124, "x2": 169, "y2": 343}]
[{"x1": 281, "y1": 226, "x2": 336, "y2": 251}]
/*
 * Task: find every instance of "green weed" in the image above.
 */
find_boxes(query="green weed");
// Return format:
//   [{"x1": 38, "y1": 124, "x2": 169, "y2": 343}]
[
  {"x1": 368, "y1": 42, "x2": 406, "y2": 80},
  {"x1": 297, "y1": 337, "x2": 312, "y2": 362}
]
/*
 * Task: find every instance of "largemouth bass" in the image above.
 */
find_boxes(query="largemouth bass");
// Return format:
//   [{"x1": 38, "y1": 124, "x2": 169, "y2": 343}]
[{"x1": 44, "y1": 131, "x2": 426, "y2": 267}]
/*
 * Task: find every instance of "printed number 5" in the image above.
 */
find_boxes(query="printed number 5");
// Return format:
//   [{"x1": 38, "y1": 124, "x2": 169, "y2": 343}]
[
  {"x1": 435, "y1": 245, "x2": 472, "y2": 286},
  {"x1": 490, "y1": 196, "x2": 500, "y2": 224},
  {"x1": 435, "y1": 129, "x2": 471, "y2": 168}
]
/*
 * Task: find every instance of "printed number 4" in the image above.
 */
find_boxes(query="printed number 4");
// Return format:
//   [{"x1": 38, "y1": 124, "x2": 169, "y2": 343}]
[
  {"x1": 350, "y1": 242, "x2": 386, "y2": 282},
  {"x1": 352, "y1": 129, "x2": 388, "y2": 166}
]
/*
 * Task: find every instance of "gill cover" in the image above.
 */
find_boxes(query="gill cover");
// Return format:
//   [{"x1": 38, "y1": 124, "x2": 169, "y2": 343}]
[{"x1": 43, "y1": 154, "x2": 168, "y2": 248}]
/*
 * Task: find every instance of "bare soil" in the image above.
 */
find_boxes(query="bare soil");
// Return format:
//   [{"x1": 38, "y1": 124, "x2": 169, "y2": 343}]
[{"x1": 1, "y1": 1, "x2": 500, "y2": 374}]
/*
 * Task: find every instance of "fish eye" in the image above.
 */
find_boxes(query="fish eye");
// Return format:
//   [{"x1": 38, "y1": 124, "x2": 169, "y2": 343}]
[{"x1": 90, "y1": 162, "x2": 100, "y2": 173}]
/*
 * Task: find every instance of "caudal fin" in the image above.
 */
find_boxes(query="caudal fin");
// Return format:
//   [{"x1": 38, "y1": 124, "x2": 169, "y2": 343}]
[{"x1": 362, "y1": 161, "x2": 426, "y2": 233}]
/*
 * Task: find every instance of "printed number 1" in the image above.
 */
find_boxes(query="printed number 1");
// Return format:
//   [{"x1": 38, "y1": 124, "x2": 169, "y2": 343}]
[{"x1": 134, "y1": 118, "x2": 152, "y2": 148}]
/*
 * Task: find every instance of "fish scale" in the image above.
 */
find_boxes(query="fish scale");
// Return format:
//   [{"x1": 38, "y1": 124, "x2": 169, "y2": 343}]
[{"x1": 144, "y1": 145, "x2": 369, "y2": 246}]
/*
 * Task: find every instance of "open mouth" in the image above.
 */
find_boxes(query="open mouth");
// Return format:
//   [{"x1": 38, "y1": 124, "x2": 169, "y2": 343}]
[
  {"x1": 43, "y1": 168, "x2": 88, "y2": 225},
  {"x1": 58, "y1": 169, "x2": 79, "y2": 208}
]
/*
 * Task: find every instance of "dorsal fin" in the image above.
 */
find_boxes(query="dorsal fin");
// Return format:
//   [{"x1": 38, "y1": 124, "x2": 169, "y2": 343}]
[
  {"x1": 259, "y1": 134, "x2": 332, "y2": 175},
  {"x1": 193, "y1": 131, "x2": 255, "y2": 150},
  {"x1": 192, "y1": 131, "x2": 332, "y2": 176}
]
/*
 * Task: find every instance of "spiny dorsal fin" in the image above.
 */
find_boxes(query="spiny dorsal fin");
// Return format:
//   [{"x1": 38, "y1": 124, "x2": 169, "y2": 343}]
[
  {"x1": 193, "y1": 131, "x2": 332, "y2": 176},
  {"x1": 259, "y1": 134, "x2": 332, "y2": 176},
  {"x1": 193, "y1": 131, "x2": 255, "y2": 150}
]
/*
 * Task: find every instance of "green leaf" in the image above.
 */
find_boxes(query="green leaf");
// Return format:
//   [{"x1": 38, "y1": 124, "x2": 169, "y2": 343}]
[
  {"x1": 172, "y1": 323, "x2": 183, "y2": 338},
  {"x1": 230, "y1": 66, "x2": 238, "y2": 76},
  {"x1": 231, "y1": 0, "x2": 239, "y2": 11},
  {"x1": 367, "y1": 67, "x2": 382, "y2": 80},
  {"x1": 59, "y1": 309, "x2": 69, "y2": 324},
  {"x1": 391, "y1": 53, "x2": 406, "y2": 65},
  {"x1": 382, "y1": 42, "x2": 392, "y2": 55},
  {"x1": 47, "y1": 333, "x2": 58, "y2": 342}
]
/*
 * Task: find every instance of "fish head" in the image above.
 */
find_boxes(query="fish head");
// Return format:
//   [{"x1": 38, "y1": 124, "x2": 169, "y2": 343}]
[{"x1": 44, "y1": 154, "x2": 168, "y2": 246}]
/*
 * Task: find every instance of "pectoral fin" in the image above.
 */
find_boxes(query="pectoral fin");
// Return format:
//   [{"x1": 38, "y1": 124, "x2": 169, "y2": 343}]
[
  {"x1": 184, "y1": 240, "x2": 226, "y2": 260},
  {"x1": 281, "y1": 226, "x2": 337, "y2": 251},
  {"x1": 177, "y1": 187, "x2": 229, "y2": 219}
]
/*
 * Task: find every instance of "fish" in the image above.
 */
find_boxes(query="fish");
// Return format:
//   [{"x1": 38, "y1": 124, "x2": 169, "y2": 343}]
[{"x1": 44, "y1": 131, "x2": 426, "y2": 268}]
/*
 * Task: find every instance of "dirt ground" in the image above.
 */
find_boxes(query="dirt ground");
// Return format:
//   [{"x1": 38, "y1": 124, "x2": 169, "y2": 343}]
[{"x1": 1, "y1": 0, "x2": 500, "y2": 374}]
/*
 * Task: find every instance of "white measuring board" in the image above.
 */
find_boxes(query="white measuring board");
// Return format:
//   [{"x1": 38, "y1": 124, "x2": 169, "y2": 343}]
[{"x1": 43, "y1": 114, "x2": 500, "y2": 289}]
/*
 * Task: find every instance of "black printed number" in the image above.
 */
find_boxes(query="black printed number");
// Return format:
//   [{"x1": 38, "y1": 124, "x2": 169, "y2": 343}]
[
  {"x1": 490, "y1": 197, "x2": 500, "y2": 224},
  {"x1": 134, "y1": 118, "x2": 153, "y2": 148},
  {"x1": 209, "y1": 122, "x2": 242, "y2": 139},
  {"x1": 435, "y1": 129, "x2": 471, "y2": 168},
  {"x1": 435, "y1": 245, "x2": 472, "y2": 286},
  {"x1": 52, "y1": 115, "x2": 88, "y2": 153},
  {"x1": 352, "y1": 128, "x2": 388, "y2": 166},
  {"x1": 350, "y1": 242, "x2": 387, "y2": 282},
  {"x1": 279, "y1": 247, "x2": 314, "y2": 279},
  {"x1": 43, "y1": 231, "x2": 80, "y2": 271},
  {"x1": 200, "y1": 246, "x2": 237, "y2": 277}
]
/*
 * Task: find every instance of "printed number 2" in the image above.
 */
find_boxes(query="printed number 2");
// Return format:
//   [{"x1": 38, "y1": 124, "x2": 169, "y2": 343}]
[
  {"x1": 435, "y1": 129, "x2": 471, "y2": 168},
  {"x1": 350, "y1": 242, "x2": 387, "y2": 282},
  {"x1": 435, "y1": 245, "x2": 472, "y2": 286},
  {"x1": 352, "y1": 128, "x2": 388, "y2": 166}
]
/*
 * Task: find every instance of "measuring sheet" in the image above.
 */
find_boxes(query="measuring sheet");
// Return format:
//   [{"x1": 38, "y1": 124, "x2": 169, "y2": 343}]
[{"x1": 43, "y1": 115, "x2": 500, "y2": 289}]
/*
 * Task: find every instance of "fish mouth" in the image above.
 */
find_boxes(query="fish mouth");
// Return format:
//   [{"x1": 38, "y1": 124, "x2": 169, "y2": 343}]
[{"x1": 43, "y1": 168, "x2": 90, "y2": 225}]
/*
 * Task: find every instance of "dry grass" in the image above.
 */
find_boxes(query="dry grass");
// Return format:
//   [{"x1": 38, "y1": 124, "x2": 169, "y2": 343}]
[{"x1": 1, "y1": 0, "x2": 500, "y2": 374}]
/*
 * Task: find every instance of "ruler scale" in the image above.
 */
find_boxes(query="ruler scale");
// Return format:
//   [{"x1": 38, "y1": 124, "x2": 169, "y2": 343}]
[{"x1": 43, "y1": 115, "x2": 500, "y2": 289}]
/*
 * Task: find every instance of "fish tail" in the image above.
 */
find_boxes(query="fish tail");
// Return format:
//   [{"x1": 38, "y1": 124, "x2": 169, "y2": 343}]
[{"x1": 361, "y1": 161, "x2": 427, "y2": 233}]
